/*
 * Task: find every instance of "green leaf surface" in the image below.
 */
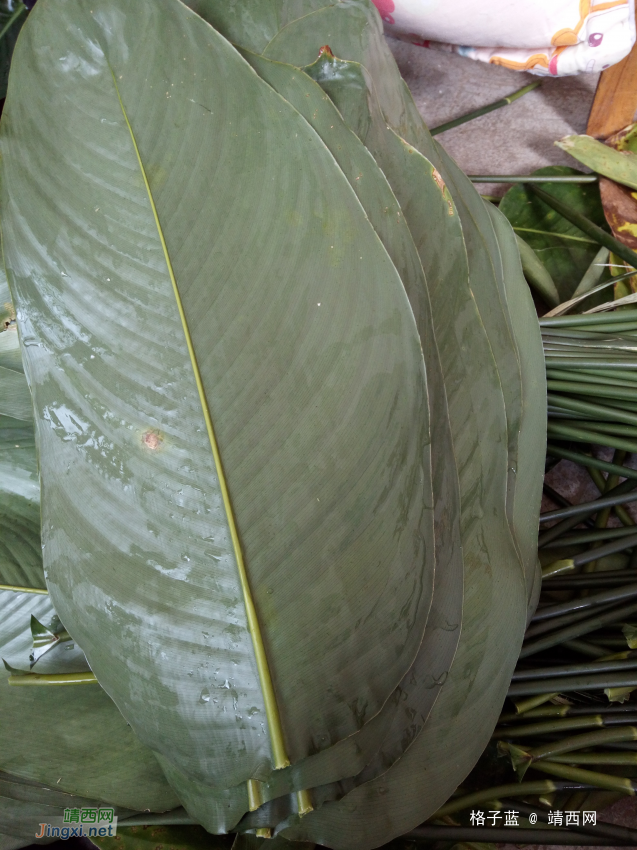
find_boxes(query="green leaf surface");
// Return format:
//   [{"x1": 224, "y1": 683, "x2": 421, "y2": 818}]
[
  {"x1": 237, "y1": 49, "x2": 465, "y2": 824},
  {"x1": 187, "y1": 0, "x2": 410, "y2": 137},
  {"x1": 272, "y1": 63, "x2": 527, "y2": 850},
  {"x1": 557, "y1": 134, "x2": 637, "y2": 191},
  {"x1": 190, "y1": 1, "x2": 534, "y2": 840},
  {"x1": 156, "y1": 47, "x2": 463, "y2": 833},
  {"x1": 1, "y1": 0, "x2": 435, "y2": 798},
  {"x1": 246, "y1": 43, "x2": 463, "y2": 774},
  {"x1": 0, "y1": 590, "x2": 180, "y2": 812},
  {"x1": 499, "y1": 166, "x2": 609, "y2": 299},
  {"x1": 515, "y1": 233, "x2": 560, "y2": 309},
  {"x1": 182, "y1": 0, "x2": 332, "y2": 54},
  {"x1": 300, "y1": 36, "x2": 512, "y2": 765}
]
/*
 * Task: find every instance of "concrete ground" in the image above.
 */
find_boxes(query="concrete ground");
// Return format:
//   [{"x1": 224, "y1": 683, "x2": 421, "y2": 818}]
[
  {"x1": 388, "y1": 38, "x2": 637, "y2": 850},
  {"x1": 388, "y1": 37, "x2": 599, "y2": 196}
]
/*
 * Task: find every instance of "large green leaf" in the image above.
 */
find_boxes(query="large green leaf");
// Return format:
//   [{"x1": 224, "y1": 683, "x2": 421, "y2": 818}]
[
  {"x1": 204, "y1": 4, "x2": 534, "y2": 841},
  {"x1": 1, "y1": 0, "x2": 435, "y2": 801},
  {"x1": 498, "y1": 166, "x2": 609, "y2": 300},
  {"x1": 0, "y1": 590, "x2": 180, "y2": 811},
  {"x1": 257, "y1": 51, "x2": 528, "y2": 848},
  {"x1": 220, "y1": 49, "x2": 466, "y2": 831},
  {"x1": 185, "y1": 0, "x2": 410, "y2": 136},
  {"x1": 143, "y1": 46, "x2": 464, "y2": 834}
]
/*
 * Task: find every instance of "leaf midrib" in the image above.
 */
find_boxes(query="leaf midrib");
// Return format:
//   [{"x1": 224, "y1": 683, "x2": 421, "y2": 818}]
[{"x1": 106, "y1": 63, "x2": 290, "y2": 772}]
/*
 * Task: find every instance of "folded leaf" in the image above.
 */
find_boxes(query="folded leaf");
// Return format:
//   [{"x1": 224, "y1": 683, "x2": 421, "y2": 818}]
[
  {"x1": 0, "y1": 590, "x2": 179, "y2": 811},
  {"x1": 557, "y1": 134, "x2": 637, "y2": 191}
]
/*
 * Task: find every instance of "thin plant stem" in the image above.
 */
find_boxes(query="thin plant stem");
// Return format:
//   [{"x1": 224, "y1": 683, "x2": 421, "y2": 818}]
[
  {"x1": 545, "y1": 569, "x2": 637, "y2": 583},
  {"x1": 545, "y1": 360, "x2": 637, "y2": 371},
  {"x1": 547, "y1": 424, "x2": 637, "y2": 453},
  {"x1": 548, "y1": 380, "x2": 637, "y2": 403},
  {"x1": 0, "y1": 3, "x2": 25, "y2": 43},
  {"x1": 430, "y1": 781, "x2": 587, "y2": 818},
  {"x1": 587, "y1": 464, "x2": 635, "y2": 527},
  {"x1": 512, "y1": 692, "x2": 560, "y2": 715},
  {"x1": 501, "y1": 703, "x2": 637, "y2": 723},
  {"x1": 595, "y1": 451, "x2": 632, "y2": 533},
  {"x1": 525, "y1": 600, "x2": 621, "y2": 638},
  {"x1": 543, "y1": 482, "x2": 574, "y2": 509},
  {"x1": 547, "y1": 527, "x2": 637, "y2": 546},
  {"x1": 508, "y1": 670, "x2": 637, "y2": 697},
  {"x1": 531, "y1": 582, "x2": 637, "y2": 622},
  {"x1": 547, "y1": 752, "x2": 637, "y2": 765},
  {"x1": 564, "y1": 638, "x2": 609, "y2": 656},
  {"x1": 539, "y1": 513, "x2": 601, "y2": 549},
  {"x1": 430, "y1": 81, "x2": 541, "y2": 135},
  {"x1": 470, "y1": 175, "x2": 597, "y2": 184},
  {"x1": 527, "y1": 727, "x2": 637, "y2": 762},
  {"x1": 519, "y1": 599, "x2": 637, "y2": 658},
  {"x1": 512, "y1": 656, "x2": 637, "y2": 681},
  {"x1": 493, "y1": 716, "x2": 608, "y2": 740},
  {"x1": 501, "y1": 704, "x2": 569, "y2": 723},
  {"x1": 541, "y1": 311, "x2": 637, "y2": 328},
  {"x1": 0, "y1": 583, "x2": 48, "y2": 594},
  {"x1": 529, "y1": 759, "x2": 636, "y2": 794},
  {"x1": 547, "y1": 394, "x2": 637, "y2": 426},
  {"x1": 540, "y1": 481, "x2": 637, "y2": 523}
]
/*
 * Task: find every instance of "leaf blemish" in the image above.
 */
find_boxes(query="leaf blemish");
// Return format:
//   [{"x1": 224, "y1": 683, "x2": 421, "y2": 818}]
[
  {"x1": 142, "y1": 431, "x2": 162, "y2": 450},
  {"x1": 432, "y1": 168, "x2": 454, "y2": 216}
]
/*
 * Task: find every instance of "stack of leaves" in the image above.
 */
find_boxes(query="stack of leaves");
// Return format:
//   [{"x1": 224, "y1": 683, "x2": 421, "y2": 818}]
[
  {"x1": 409, "y1": 97, "x2": 637, "y2": 847},
  {"x1": 0, "y1": 0, "x2": 546, "y2": 848}
]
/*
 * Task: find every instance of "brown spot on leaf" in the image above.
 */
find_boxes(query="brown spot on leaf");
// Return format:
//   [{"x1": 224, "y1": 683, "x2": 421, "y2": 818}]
[
  {"x1": 432, "y1": 168, "x2": 454, "y2": 216},
  {"x1": 318, "y1": 45, "x2": 334, "y2": 58},
  {"x1": 142, "y1": 431, "x2": 162, "y2": 451}
]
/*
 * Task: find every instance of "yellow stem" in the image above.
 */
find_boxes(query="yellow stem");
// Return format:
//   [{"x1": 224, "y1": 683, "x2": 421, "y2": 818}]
[
  {"x1": 8, "y1": 672, "x2": 98, "y2": 686},
  {"x1": 0, "y1": 584, "x2": 48, "y2": 594}
]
